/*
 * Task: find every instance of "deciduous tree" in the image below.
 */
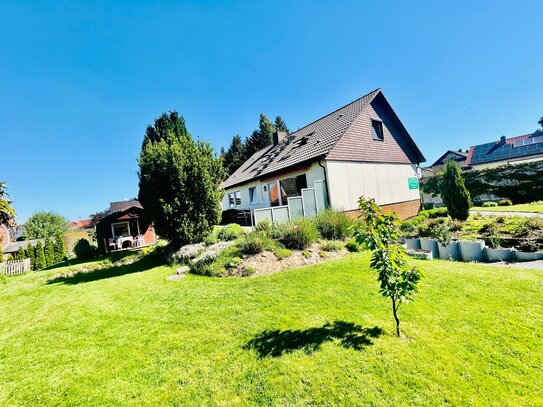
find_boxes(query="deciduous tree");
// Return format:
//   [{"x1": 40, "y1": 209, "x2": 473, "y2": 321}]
[
  {"x1": 353, "y1": 197, "x2": 424, "y2": 337},
  {"x1": 24, "y1": 212, "x2": 68, "y2": 240}
]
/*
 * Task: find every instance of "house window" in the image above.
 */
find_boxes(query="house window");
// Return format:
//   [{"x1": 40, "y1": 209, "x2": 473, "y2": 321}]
[
  {"x1": 268, "y1": 181, "x2": 280, "y2": 207},
  {"x1": 249, "y1": 187, "x2": 257, "y2": 204},
  {"x1": 112, "y1": 221, "x2": 130, "y2": 238},
  {"x1": 228, "y1": 191, "x2": 242, "y2": 207},
  {"x1": 280, "y1": 174, "x2": 307, "y2": 203},
  {"x1": 372, "y1": 119, "x2": 384, "y2": 141}
]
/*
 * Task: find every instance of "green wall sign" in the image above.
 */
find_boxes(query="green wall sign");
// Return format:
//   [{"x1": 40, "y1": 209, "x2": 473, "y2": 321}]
[{"x1": 408, "y1": 177, "x2": 419, "y2": 190}]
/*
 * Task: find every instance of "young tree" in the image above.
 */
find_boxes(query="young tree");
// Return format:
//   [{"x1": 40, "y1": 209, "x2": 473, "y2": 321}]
[
  {"x1": 17, "y1": 246, "x2": 25, "y2": 260},
  {"x1": 44, "y1": 237, "x2": 55, "y2": 267},
  {"x1": 439, "y1": 161, "x2": 471, "y2": 220},
  {"x1": 223, "y1": 135, "x2": 246, "y2": 176},
  {"x1": 353, "y1": 197, "x2": 424, "y2": 337},
  {"x1": 138, "y1": 111, "x2": 224, "y2": 247},
  {"x1": 274, "y1": 116, "x2": 289, "y2": 134},
  {"x1": 26, "y1": 244, "x2": 36, "y2": 270},
  {"x1": 53, "y1": 232, "x2": 67, "y2": 263},
  {"x1": 34, "y1": 241, "x2": 46, "y2": 270},
  {"x1": 24, "y1": 211, "x2": 68, "y2": 239}
]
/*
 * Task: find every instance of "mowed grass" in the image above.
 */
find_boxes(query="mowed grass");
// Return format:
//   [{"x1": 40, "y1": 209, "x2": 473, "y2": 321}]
[
  {"x1": 0, "y1": 253, "x2": 542, "y2": 406},
  {"x1": 472, "y1": 203, "x2": 543, "y2": 213}
]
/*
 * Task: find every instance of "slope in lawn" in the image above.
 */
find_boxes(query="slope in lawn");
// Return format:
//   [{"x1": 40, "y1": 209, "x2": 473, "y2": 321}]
[{"x1": 0, "y1": 253, "x2": 542, "y2": 405}]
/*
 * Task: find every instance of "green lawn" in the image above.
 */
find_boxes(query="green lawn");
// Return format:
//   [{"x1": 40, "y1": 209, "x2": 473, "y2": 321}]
[
  {"x1": 0, "y1": 253, "x2": 542, "y2": 406},
  {"x1": 472, "y1": 203, "x2": 543, "y2": 213}
]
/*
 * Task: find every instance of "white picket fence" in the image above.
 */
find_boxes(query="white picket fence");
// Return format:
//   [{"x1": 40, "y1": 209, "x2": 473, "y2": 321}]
[{"x1": 0, "y1": 258, "x2": 31, "y2": 275}]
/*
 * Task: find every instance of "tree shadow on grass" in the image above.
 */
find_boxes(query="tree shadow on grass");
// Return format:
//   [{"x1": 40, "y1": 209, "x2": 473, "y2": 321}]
[
  {"x1": 244, "y1": 321, "x2": 384, "y2": 358},
  {"x1": 47, "y1": 254, "x2": 165, "y2": 285}
]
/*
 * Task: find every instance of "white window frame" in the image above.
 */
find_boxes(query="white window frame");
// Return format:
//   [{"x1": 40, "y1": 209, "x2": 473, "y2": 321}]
[
  {"x1": 228, "y1": 191, "x2": 242, "y2": 208},
  {"x1": 111, "y1": 221, "x2": 131, "y2": 238},
  {"x1": 249, "y1": 187, "x2": 258, "y2": 205}
]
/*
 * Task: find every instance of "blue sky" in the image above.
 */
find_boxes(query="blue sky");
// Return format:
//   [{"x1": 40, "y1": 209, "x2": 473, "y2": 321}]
[{"x1": 1, "y1": 0, "x2": 542, "y2": 223}]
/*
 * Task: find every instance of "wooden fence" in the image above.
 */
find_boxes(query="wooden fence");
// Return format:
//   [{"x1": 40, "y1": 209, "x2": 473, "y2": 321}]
[{"x1": 0, "y1": 258, "x2": 31, "y2": 275}]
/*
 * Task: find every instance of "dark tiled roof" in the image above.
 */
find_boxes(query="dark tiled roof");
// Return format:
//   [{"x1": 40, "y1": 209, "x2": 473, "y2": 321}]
[
  {"x1": 3, "y1": 239, "x2": 45, "y2": 254},
  {"x1": 109, "y1": 200, "x2": 142, "y2": 213},
  {"x1": 223, "y1": 90, "x2": 383, "y2": 189},
  {"x1": 466, "y1": 131, "x2": 543, "y2": 166},
  {"x1": 223, "y1": 89, "x2": 425, "y2": 189}
]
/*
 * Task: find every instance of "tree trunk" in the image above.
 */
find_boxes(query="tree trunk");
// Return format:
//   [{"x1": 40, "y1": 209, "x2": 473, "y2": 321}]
[{"x1": 392, "y1": 297, "x2": 400, "y2": 337}]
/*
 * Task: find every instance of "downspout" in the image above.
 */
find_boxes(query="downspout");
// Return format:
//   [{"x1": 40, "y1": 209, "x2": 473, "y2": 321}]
[{"x1": 318, "y1": 160, "x2": 331, "y2": 208}]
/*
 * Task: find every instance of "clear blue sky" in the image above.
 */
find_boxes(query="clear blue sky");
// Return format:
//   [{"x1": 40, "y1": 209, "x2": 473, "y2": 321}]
[{"x1": 2, "y1": 0, "x2": 542, "y2": 223}]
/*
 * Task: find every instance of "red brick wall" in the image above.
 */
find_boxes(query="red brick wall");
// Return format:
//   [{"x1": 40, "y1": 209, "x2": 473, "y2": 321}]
[{"x1": 344, "y1": 199, "x2": 421, "y2": 221}]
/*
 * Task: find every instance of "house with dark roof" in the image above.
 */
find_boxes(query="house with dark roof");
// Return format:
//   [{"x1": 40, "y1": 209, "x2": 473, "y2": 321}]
[
  {"x1": 95, "y1": 200, "x2": 156, "y2": 254},
  {"x1": 466, "y1": 131, "x2": 543, "y2": 170},
  {"x1": 222, "y1": 89, "x2": 426, "y2": 221}
]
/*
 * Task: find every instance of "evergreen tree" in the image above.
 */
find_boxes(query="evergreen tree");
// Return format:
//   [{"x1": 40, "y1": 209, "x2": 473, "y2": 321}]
[
  {"x1": 245, "y1": 114, "x2": 276, "y2": 158},
  {"x1": 274, "y1": 116, "x2": 289, "y2": 134},
  {"x1": 439, "y1": 161, "x2": 471, "y2": 220},
  {"x1": 34, "y1": 241, "x2": 46, "y2": 270},
  {"x1": 44, "y1": 237, "x2": 55, "y2": 267},
  {"x1": 17, "y1": 246, "x2": 25, "y2": 260},
  {"x1": 223, "y1": 135, "x2": 246, "y2": 176},
  {"x1": 138, "y1": 111, "x2": 224, "y2": 246},
  {"x1": 53, "y1": 232, "x2": 67, "y2": 263},
  {"x1": 27, "y1": 244, "x2": 36, "y2": 270}
]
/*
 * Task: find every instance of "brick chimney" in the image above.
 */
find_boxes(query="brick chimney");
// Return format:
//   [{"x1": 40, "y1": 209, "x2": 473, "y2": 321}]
[{"x1": 273, "y1": 131, "x2": 287, "y2": 146}]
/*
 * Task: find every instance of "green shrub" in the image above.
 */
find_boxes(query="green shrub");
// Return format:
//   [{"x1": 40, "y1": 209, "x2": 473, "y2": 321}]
[
  {"x1": 314, "y1": 210, "x2": 352, "y2": 240},
  {"x1": 420, "y1": 207, "x2": 449, "y2": 219},
  {"x1": 498, "y1": 199, "x2": 513, "y2": 206},
  {"x1": 321, "y1": 240, "x2": 344, "y2": 252},
  {"x1": 217, "y1": 224, "x2": 245, "y2": 241},
  {"x1": 254, "y1": 220, "x2": 273, "y2": 237},
  {"x1": 482, "y1": 201, "x2": 498, "y2": 207},
  {"x1": 237, "y1": 232, "x2": 266, "y2": 255},
  {"x1": 191, "y1": 245, "x2": 240, "y2": 277},
  {"x1": 241, "y1": 266, "x2": 255, "y2": 277},
  {"x1": 73, "y1": 239, "x2": 99, "y2": 260},
  {"x1": 273, "y1": 247, "x2": 292, "y2": 260},
  {"x1": 302, "y1": 250, "x2": 312, "y2": 259},
  {"x1": 345, "y1": 239, "x2": 360, "y2": 252},
  {"x1": 275, "y1": 218, "x2": 318, "y2": 250},
  {"x1": 319, "y1": 250, "x2": 328, "y2": 258}
]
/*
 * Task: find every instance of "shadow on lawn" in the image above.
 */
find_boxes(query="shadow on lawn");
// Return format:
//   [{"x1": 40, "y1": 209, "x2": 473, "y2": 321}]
[
  {"x1": 47, "y1": 254, "x2": 164, "y2": 285},
  {"x1": 244, "y1": 321, "x2": 383, "y2": 358}
]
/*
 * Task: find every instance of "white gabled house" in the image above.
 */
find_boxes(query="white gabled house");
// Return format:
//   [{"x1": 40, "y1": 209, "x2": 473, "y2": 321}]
[{"x1": 221, "y1": 89, "x2": 426, "y2": 223}]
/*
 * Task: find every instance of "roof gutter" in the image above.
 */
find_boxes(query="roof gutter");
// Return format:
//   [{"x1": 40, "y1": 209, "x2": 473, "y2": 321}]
[{"x1": 318, "y1": 160, "x2": 331, "y2": 208}]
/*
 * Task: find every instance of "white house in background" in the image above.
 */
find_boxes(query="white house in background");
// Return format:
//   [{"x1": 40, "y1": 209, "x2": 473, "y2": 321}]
[{"x1": 221, "y1": 89, "x2": 426, "y2": 222}]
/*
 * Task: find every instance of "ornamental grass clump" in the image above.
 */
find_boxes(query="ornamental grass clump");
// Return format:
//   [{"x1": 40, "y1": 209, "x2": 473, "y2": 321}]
[
  {"x1": 275, "y1": 218, "x2": 318, "y2": 250},
  {"x1": 314, "y1": 210, "x2": 353, "y2": 240},
  {"x1": 353, "y1": 197, "x2": 424, "y2": 337}
]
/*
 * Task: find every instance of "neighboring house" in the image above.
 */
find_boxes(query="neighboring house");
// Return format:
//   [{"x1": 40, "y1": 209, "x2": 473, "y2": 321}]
[
  {"x1": 95, "y1": 200, "x2": 156, "y2": 254},
  {"x1": 466, "y1": 131, "x2": 543, "y2": 170},
  {"x1": 0, "y1": 224, "x2": 10, "y2": 252},
  {"x1": 420, "y1": 149, "x2": 470, "y2": 207},
  {"x1": 70, "y1": 219, "x2": 93, "y2": 230},
  {"x1": 222, "y1": 89, "x2": 426, "y2": 221},
  {"x1": 2, "y1": 239, "x2": 45, "y2": 260}
]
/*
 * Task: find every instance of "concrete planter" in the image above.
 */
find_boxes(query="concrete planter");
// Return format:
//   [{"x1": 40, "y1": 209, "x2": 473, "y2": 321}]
[
  {"x1": 485, "y1": 247, "x2": 514, "y2": 263},
  {"x1": 407, "y1": 249, "x2": 433, "y2": 260},
  {"x1": 405, "y1": 238, "x2": 421, "y2": 250},
  {"x1": 515, "y1": 251, "x2": 543, "y2": 262},
  {"x1": 438, "y1": 241, "x2": 460, "y2": 261},
  {"x1": 458, "y1": 240, "x2": 486, "y2": 262},
  {"x1": 420, "y1": 239, "x2": 439, "y2": 259}
]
